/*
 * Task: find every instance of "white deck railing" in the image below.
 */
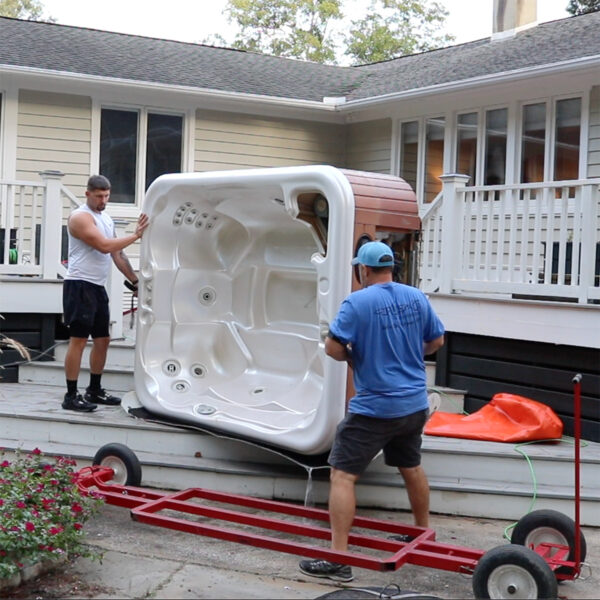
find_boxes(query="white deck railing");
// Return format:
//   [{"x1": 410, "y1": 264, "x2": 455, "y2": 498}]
[
  {"x1": 0, "y1": 171, "x2": 77, "y2": 279},
  {"x1": 420, "y1": 175, "x2": 600, "y2": 304},
  {"x1": 0, "y1": 171, "x2": 131, "y2": 338}
]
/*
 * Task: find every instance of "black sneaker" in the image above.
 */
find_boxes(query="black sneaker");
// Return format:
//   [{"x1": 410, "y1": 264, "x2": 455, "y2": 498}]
[
  {"x1": 84, "y1": 388, "x2": 121, "y2": 406},
  {"x1": 387, "y1": 533, "x2": 416, "y2": 543},
  {"x1": 299, "y1": 559, "x2": 354, "y2": 582},
  {"x1": 62, "y1": 392, "x2": 97, "y2": 412}
]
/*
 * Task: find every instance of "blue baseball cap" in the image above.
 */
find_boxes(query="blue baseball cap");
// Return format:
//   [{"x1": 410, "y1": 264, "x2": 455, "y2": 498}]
[{"x1": 351, "y1": 241, "x2": 394, "y2": 267}]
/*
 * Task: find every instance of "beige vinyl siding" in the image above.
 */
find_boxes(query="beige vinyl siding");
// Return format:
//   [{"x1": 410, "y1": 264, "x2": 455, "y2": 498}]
[
  {"x1": 16, "y1": 90, "x2": 92, "y2": 195},
  {"x1": 194, "y1": 110, "x2": 345, "y2": 171},
  {"x1": 588, "y1": 86, "x2": 600, "y2": 178},
  {"x1": 14, "y1": 90, "x2": 92, "y2": 256},
  {"x1": 344, "y1": 119, "x2": 392, "y2": 173}
]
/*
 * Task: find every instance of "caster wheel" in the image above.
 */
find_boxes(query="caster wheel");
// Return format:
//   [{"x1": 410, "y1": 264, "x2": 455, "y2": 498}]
[
  {"x1": 472, "y1": 544, "x2": 557, "y2": 599},
  {"x1": 92, "y1": 443, "x2": 142, "y2": 486},
  {"x1": 512, "y1": 509, "x2": 586, "y2": 575}
]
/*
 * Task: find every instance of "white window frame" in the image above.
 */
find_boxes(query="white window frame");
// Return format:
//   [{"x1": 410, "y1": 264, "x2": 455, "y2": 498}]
[
  {"x1": 516, "y1": 93, "x2": 585, "y2": 184},
  {"x1": 91, "y1": 101, "x2": 187, "y2": 217}
]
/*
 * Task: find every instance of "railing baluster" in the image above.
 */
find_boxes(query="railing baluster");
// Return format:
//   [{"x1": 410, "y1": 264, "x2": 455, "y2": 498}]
[
  {"x1": 519, "y1": 189, "x2": 530, "y2": 283},
  {"x1": 543, "y1": 186, "x2": 554, "y2": 285},
  {"x1": 495, "y1": 190, "x2": 506, "y2": 282}
]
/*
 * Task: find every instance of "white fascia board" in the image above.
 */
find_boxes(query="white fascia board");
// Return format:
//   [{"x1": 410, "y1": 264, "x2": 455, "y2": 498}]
[
  {"x1": 0, "y1": 63, "x2": 339, "y2": 113},
  {"x1": 338, "y1": 55, "x2": 600, "y2": 112}
]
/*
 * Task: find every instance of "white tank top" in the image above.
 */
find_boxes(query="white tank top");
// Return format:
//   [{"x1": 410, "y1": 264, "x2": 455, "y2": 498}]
[{"x1": 65, "y1": 204, "x2": 115, "y2": 286}]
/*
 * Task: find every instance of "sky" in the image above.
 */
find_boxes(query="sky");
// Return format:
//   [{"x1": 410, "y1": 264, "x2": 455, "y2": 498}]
[{"x1": 38, "y1": 0, "x2": 571, "y2": 50}]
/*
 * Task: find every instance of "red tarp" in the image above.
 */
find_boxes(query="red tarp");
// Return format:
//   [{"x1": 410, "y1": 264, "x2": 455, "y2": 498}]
[{"x1": 424, "y1": 393, "x2": 564, "y2": 443}]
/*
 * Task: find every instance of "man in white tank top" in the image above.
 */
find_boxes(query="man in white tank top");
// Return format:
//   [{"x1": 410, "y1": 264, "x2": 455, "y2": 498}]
[{"x1": 62, "y1": 175, "x2": 149, "y2": 412}]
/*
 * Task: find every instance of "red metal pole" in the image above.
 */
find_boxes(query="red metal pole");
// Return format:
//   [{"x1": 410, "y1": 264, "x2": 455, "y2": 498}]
[{"x1": 572, "y1": 373, "x2": 582, "y2": 574}]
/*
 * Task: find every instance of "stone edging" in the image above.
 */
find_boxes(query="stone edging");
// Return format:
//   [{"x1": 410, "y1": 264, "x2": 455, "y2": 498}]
[{"x1": 0, "y1": 556, "x2": 67, "y2": 592}]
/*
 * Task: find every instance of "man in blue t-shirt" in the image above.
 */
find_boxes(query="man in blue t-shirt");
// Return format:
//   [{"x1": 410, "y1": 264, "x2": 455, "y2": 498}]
[{"x1": 300, "y1": 241, "x2": 445, "y2": 583}]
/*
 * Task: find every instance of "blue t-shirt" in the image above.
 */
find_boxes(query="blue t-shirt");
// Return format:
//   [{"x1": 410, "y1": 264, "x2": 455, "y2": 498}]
[{"x1": 329, "y1": 282, "x2": 445, "y2": 418}]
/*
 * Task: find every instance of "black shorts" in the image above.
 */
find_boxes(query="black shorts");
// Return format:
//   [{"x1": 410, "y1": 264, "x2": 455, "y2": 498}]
[
  {"x1": 63, "y1": 279, "x2": 110, "y2": 339},
  {"x1": 328, "y1": 409, "x2": 428, "y2": 476}
]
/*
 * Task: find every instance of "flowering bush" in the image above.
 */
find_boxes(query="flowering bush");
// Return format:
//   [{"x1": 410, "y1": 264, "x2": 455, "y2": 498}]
[{"x1": 0, "y1": 448, "x2": 103, "y2": 579}]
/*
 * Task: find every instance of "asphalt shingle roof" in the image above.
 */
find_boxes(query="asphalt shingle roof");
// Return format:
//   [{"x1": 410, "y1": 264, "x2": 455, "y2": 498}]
[{"x1": 1, "y1": 11, "x2": 599, "y2": 104}]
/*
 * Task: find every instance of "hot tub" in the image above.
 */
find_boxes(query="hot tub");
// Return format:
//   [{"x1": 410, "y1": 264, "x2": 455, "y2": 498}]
[{"x1": 135, "y1": 165, "x2": 419, "y2": 455}]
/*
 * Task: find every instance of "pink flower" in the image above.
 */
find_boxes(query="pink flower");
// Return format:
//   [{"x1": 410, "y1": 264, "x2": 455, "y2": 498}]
[
  {"x1": 71, "y1": 502, "x2": 83, "y2": 513},
  {"x1": 25, "y1": 521, "x2": 35, "y2": 532},
  {"x1": 73, "y1": 522, "x2": 83, "y2": 530},
  {"x1": 32, "y1": 448, "x2": 42, "y2": 455},
  {"x1": 0, "y1": 460, "x2": 10, "y2": 467},
  {"x1": 15, "y1": 500, "x2": 26, "y2": 508},
  {"x1": 50, "y1": 526, "x2": 63, "y2": 535},
  {"x1": 0, "y1": 499, "x2": 3, "y2": 506}
]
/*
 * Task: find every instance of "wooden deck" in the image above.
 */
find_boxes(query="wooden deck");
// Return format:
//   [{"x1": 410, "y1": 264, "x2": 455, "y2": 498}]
[{"x1": 1, "y1": 381, "x2": 598, "y2": 526}]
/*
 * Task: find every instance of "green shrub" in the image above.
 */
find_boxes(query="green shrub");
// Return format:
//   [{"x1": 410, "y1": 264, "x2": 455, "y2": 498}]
[{"x1": 0, "y1": 448, "x2": 103, "y2": 578}]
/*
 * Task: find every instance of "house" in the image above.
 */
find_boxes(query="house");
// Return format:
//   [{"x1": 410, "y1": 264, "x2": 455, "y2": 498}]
[{"x1": 0, "y1": 1, "x2": 598, "y2": 443}]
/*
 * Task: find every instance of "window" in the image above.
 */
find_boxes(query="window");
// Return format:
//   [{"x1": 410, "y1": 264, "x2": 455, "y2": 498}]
[
  {"x1": 521, "y1": 103, "x2": 546, "y2": 184},
  {"x1": 554, "y1": 97, "x2": 581, "y2": 182},
  {"x1": 484, "y1": 108, "x2": 508, "y2": 185},
  {"x1": 424, "y1": 117, "x2": 445, "y2": 203},
  {"x1": 399, "y1": 121, "x2": 418, "y2": 193},
  {"x1": 145, "y1": 113, "x2": 183, "y2": 191},
  {"x1": 100, "y1": 109, "x2": 138, "y2": 204},
  {"x1": 100, "y1": 108, "x2": 183, "y2": 205},
  {"x1": 456, "y1": 112, "x2": 478, "y2": 185},
  {"x1": 517, "y1": 97, "x2": 581, "y2": 184}
]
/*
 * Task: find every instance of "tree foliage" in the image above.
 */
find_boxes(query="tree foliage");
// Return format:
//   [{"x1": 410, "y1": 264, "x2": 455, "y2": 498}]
[
  {"x1": 226, "y1": 0, "x2": 343, "y2": 64},
  {"x1": 566, "y1": 0, "x2": 600, "y2": 15},
  {"x1": 221, "y1": 0, "x2": 452, "y2": 65},
  {"x1": 0, "y1": 0, "x2": 54, "y2": 21},
  {"x1": 345, "y1": 0, "x2": 453, "y2": 64}
]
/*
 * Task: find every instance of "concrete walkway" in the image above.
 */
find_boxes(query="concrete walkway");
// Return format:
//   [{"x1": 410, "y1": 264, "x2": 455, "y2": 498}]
[{"x1": 18, "y1": 501, "x2": 597, "y2": 599}]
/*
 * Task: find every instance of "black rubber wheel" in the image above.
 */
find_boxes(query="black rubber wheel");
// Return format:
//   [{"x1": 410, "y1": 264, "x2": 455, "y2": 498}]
[
  {"x1": 92, "y1": 443, "x2": 142, "y2": 486},
  {"x1": 511, "y1": 509, "x2": 587, "y2": 575},
  {"x1": 472, "y1": 544, "x2": 558, "y2": 599}
]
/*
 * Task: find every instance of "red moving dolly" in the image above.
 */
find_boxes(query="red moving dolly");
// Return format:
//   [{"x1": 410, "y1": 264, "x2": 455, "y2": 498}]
[{"x1": 75, "y1": 375, "x2": 588, "y2": 599}]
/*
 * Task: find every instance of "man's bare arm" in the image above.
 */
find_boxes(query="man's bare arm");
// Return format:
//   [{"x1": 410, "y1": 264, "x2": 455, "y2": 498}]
[
  {"x1": 325, "y1": 336, "x2": 353, "y2": 367},
  {"x1": 424, "y1": 335, "x2": 445, "y2": 357},
  {"x1": 111, "y1": 249, "x2": 138, "y2": 283},
  {"x1": 69, "y1": 213, "x2": 148, "y2": 254}
]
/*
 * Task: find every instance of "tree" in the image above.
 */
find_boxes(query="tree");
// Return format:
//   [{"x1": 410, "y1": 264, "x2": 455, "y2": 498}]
[
  {"x1": 0, "y1": 0, "x2": 54, "y2": 21},
  {"x1": 566, "y1": 0, "x2": 600, "y2": 15},
  {"x1": 225, "y1": 0, "x2": 343, "y2": 64},
  {"x1": 220, "y1": 0, "x2": 452, "y2": 65},
  {"x1": 345, "y1": 0, "x2": 454, "y2": 64}
]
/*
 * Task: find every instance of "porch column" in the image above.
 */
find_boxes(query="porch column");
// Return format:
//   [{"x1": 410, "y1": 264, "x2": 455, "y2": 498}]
[
  {"x1": 39, "y1": 170, "x2": 64, "y2": 280},
  {"x1": 438, "y1": 174, "x2": 470, "y2": 294},
  {"x1": 108, "y1": 219, "x2": 128, "y2": 340},
  {"x1": 579, "y1": 183, "x2": 599, "y2": 304}
]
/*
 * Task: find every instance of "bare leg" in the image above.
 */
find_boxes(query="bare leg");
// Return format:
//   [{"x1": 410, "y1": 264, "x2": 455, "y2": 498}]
[
  {"x1": 398, "y1": 465, "x2": 430, "y2": 528},
  {"x1": 89, "y1": 336, "x2": 110, "y2": 376},
  {"x1": 328, "y1": 468, "x2": 359, "y2": 552},
  {"x1": 64, "y1": 337, "x2": 88, "y2": 382}
]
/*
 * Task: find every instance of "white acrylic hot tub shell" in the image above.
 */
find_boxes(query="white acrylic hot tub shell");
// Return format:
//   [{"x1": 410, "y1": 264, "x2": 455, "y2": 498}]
[{"x1": 135, "y1": 166, "x2": 355, "y2": 454}]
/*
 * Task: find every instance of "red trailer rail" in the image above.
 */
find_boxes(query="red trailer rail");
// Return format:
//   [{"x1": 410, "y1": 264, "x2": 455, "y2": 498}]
[{"x1": 75, "y1": 375, "x2": 587, "y2": 598}]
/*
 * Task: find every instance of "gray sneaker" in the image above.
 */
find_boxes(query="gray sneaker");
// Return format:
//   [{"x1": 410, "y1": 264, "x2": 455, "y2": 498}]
[{"x1": 299, "y1": 558, "x2": 354, "y2": 582}]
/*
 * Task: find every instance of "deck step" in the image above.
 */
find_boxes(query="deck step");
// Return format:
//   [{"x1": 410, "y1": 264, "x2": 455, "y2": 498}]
[
  {"x1": 52, "y1": 338, "x2": 136, "y2": 369},
  {"x1": 1, "y1": 383, "x2": 598, "y2": 526},
  {"x1": 19, "y1": 360, "x2": 134, "y2": 391}
]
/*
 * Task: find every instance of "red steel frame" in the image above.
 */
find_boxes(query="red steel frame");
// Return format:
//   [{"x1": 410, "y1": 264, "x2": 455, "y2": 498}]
[
  {"x1": 75, "y1": 464, "x2": 483, "y2": 573},
  {"x1": 74, "y1": 375, "x2": 584, "y2": 579}
]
